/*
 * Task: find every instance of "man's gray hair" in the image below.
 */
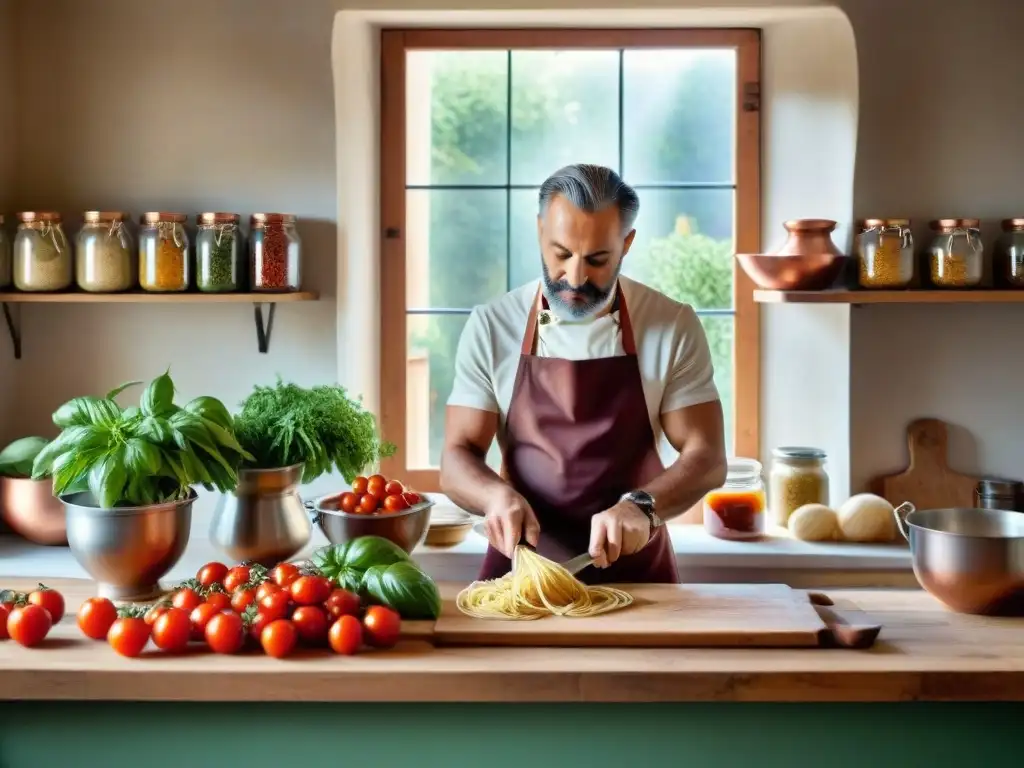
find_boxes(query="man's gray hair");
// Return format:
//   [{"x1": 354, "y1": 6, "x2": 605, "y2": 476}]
[{"x1": 538, "y1": 164, "x2": 640, "y2": 232}]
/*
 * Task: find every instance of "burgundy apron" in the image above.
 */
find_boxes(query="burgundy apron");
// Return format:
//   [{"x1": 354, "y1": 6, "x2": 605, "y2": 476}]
[{"x1": 478, "y1": 284, "x2": 679, "y2": 584}]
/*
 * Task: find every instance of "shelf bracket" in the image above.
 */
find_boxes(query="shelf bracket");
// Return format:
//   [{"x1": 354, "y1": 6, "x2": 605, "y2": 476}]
[
  {"x1": 2, "y1": 302, "x2": 21, "y2": 360},
  {"x1": 253, "y1": 303, "x2": 277, "y2": 354}
]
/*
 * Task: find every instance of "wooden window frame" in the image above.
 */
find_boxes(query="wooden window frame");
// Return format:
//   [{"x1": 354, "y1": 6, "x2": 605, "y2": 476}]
[{"x1": 380, "y1": 28, "x2": 761, "y2": 492}]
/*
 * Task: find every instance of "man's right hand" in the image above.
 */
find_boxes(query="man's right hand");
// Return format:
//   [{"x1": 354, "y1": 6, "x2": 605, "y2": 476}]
[{"x1": 483, "y1": 487, "x2": 540, "y2": 559}]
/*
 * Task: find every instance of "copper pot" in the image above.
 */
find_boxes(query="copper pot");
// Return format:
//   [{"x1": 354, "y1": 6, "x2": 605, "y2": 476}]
[
  {"x1": 776, "y1": 219, "x2": 843, "y2": 257},
  {"x1": 735, "y1": 219, "x2": 846, "y2": 291},
  {"x1": 0, "y1": 477, "x2": 67, "y2": 546}
]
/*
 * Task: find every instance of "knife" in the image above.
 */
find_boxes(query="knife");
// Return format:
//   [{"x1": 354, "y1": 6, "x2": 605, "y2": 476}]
[{"x1": 561, "y1": 552, "x2": 595, "y2": 575}]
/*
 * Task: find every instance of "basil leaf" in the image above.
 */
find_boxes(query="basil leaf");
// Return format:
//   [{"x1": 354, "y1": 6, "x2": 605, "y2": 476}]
[
  {"x1": 184, "y1": 396, "x2": 233, "y2": 430},
  {"x1": 140, "y1": 371, "x2": 175, "y2": 417},
  {"x1": 106, "y1": 380, "x2": 142, "y2": 401},
  {"x1": 199, "y1": 417, "x2": 249, "y2": 457},
  {"x1": 52, "y1": 449, "x2": 94, "y2": 496},
  {"x1": 361, "y1": 561, "x2": 441, "y2": 620},
  {"x1": 179, "y1": 450, "x2": 213, "y2": 486},
  {"x1": 90, "y1": 448, "x2": 128, "y2": 508},
  {"x1": 341, "y1": 535, "x2": 410, "y2": 571},
  {"x1": 0, "y1": 437, "x2": 50, "y2": 478},
  {"x1": 53, "y1": 396, "x2": 118, "y2": 428},
  {"x1": 123, "y1": 438, "x2": 161, "y2": 475},
  {"x1": 136, "y1": 416, "x2": 174, "y2": 445}
]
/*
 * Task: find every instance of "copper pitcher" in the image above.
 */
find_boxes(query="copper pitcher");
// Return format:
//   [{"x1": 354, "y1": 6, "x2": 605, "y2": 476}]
[{"x1": 775, "y1": 219, "x2": 843, "y2": 257}]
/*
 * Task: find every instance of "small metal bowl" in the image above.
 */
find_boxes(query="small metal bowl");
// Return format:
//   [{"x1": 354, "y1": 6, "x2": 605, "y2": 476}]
[
  {"x1": 0, "y1": 477, "x2": 67, "y2": 546},
  {"x1": 308, "y1": 493, "x2": 434, "y2": 554},
  {"x1": 736, "y1": 252, "x2": 847, "y2": 291}
]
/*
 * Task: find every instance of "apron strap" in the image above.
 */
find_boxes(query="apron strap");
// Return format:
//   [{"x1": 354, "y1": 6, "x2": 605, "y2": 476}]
[{"x1": 520, "y1": 282, "x2": 638, "y2": 356}]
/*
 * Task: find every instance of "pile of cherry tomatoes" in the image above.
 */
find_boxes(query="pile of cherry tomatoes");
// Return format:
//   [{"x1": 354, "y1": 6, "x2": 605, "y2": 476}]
[
  {"x1": 339, "y1": 474, "x2": 422, "y2": 515},
  {"x1": 2, "y1": 560, "x2": 402, "y2": 660}
]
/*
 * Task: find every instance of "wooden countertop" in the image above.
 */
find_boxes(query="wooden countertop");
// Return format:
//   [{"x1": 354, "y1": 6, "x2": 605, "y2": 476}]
[{"x1": 1, "y1": 579, "x2": 1022, "y2": 703}]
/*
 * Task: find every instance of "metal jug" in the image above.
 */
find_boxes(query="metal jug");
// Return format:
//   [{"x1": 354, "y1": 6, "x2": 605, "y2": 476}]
[{"x1": 210, "y1": 464, "x2": 311, "y2": 565}]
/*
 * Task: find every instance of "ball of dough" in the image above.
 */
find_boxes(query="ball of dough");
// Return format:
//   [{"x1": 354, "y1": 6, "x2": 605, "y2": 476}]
[
  {"x1": 789, "y1": 504, "x2": 840, "y2": 542},
  {"x1": 837, "y1": 493, "x2": 896, "y2": 542}
]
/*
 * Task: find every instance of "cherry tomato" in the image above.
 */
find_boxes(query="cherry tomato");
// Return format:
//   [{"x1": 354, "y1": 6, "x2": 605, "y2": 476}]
[
  {"x1": 144, "y1": 604, "x2": 170, "y2": 626},
  {"x1": 328, "y1": 615, "x2": 363, "y2": 655},
  {"x1": 358, "y1": 494, "x2": 379, "y2": 514},
  {"x1": 362, "y1": 605, "x2": 401, "y2": 649},
  {"x1": 384, "y1": 480, "x2": 404, "y2": 496},
  {"x1": 366, "y1": 475, "x2": 387, "y2": 499},
  {"x1": 205, "y1": 592, "x2": 232, "y2": 612},
  {"x1": 271, "y1": 563, "x2": 301, "y2": 588},
  {"x1": 152, "y1": 608, "x2": 191, "y2": 653},
  {"x1": 291, "y1": 605, "x2": 329, "y2": 646},
  {"x1": 108, "y1": 617, "x2": 150, "y2": 658},
  {"x1": 223, "y1": 565, "x2": 251, "y2": 593},
  {"x1": 205, "y1": 611, "x2": 244, "y2": 655},
  {"x1": 196, "y1": 561, "x2": 229, "y2": 588},
  {"x1": 28, "y1": 586, "x2": 65, "y2": 624},
  {"x1": 259, "y1": 590, "x2": 292, "y2": 621},
  {"x1": 249, "y1": 610, "x2": 272, "y2": 642},
  {"x1": 339, "y1": 492, "x2": 359, "y2": 514},
  {"x1": 260, "y1": 619, "x2": 298, "y2": 658},
  {"x1": 324, "y1": 588, "x2": 361, "y2": 620},
  {"x1": 189, "y1": 603, "x2": 221, "y2": 640},
  {"x1": 0, "y1": 604, "x2": 9, "y2": 640},
  {"x1": 256, "y1": 581, "x2": 280, "y2": 602},
  {"x1": 290, "y1": 575, "x2": 332, "y2": 606},
  {"x1": 231, "y1": 588, "x2": 256, "y2": 613},
  {"x1": 171, "y1": 588, "x2": 204, "y2": 614},
  {"x1": 77, "y1": 597, "x2": 118, "y2": 640},
  {"x1": 402, "y1": 491, "x2": 422, "y2": 506},
  {"x1": 351, "y1": 476, "x2": 369, "y2": 496},
  {"x1": 7, "y1": 604, "x2": 51, "y2": 647},
  {"x1": 383, "y1": 494, "x2": 410, "y2": 513}
]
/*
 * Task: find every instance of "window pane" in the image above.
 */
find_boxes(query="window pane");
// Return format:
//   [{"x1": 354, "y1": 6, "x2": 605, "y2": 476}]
[
  {"x1": 508, "y1": 188, "x2": 540, "y2": 290},
  {"x1": 510, "y1": 50, "x2": 620, "y2": 185},
  {"x1": 405, "y1": 189, "x2": 508, "y2": 309},
  {"x1": 622, "y1": 49, "x2": 736, "y2": 184},
  {"x1": 698, "y1": 314, "x2": 734, "y2": 458},
  {"x1": 406, "y1": 51, "x2": 508, "y2": 186},
  {"x1": 622, "y1": 189, "x2": 734, "y2": 311}
]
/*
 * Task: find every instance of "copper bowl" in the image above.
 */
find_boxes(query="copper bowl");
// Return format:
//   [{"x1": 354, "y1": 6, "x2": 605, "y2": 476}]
[
  {"x1": 736, "y1": 252, "x2": 847, "y2": 291},
  {"x1": 0, "y1": 477, "x2": 67, "y2": 546}
]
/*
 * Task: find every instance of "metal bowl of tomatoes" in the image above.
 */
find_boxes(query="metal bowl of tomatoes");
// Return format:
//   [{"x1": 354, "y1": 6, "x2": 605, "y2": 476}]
[{"x1": 307, "y1": 475, "x2": 434, "y2": 554}]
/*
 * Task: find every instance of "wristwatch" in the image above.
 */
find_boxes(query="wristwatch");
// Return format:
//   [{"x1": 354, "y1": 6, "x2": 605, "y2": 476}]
[{"x1": 620, "y1": 490, "x2": 663, "y2": 529}]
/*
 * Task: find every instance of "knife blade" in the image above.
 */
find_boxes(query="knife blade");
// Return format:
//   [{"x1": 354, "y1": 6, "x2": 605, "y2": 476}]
[{"x1": 561, "y1": 552, "x2": 594, "y2": 575}]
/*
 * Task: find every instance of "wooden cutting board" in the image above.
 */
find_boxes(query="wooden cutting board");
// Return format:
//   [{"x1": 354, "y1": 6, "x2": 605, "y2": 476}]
[
  {"x1": 871, "y1": 418, "x2": 977, "y2": 511},
  {"x1": 433, "y1": 583, "x2": 827, "y2": 648}
]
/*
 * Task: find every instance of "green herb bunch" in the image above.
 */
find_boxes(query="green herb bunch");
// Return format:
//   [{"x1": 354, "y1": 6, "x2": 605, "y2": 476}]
[
  {"x1": 31, "y1": 371, "x2": 253, "y2": 508},
  {"x1": 233, "y1": 380, "x2": 395, "y2": 484}
]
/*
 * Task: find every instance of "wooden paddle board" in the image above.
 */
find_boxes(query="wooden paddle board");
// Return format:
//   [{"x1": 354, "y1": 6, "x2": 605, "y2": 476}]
[
  {"x1": 433, "y1": 583, "x2": 827, "y2": 648},
  {"x1": 871, "y1": 418, "x2": 977, "y2": 510}
]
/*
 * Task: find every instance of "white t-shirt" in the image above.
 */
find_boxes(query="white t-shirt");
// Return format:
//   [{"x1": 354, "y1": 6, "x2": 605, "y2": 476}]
[{"x1": 447, "y1": 276, "x2": 720, "y2": 460}]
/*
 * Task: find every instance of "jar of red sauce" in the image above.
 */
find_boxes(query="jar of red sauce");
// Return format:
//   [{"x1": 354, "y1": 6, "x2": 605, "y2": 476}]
[{"x1": 703, "y1": 458, "x2": 766, "y2": 540}]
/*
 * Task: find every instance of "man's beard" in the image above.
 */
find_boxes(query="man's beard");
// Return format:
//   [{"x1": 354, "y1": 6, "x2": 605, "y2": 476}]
[{"x1": 540, "y1": 260, "x2": 620, "y2": 321}]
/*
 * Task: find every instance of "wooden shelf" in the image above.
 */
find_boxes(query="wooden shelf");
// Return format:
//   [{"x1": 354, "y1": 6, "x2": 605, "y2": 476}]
[
  {"x1": 754, "y1": 289, "x2": 1024, "y2": 305},
  {"x1": 0, "y1": 291, "x2": 320, "y2": 359},
  {"x1": 0, "y1": 291, "x2": 319, "y2": 303}
]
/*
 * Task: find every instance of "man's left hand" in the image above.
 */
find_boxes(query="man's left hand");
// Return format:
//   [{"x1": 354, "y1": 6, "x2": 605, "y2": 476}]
[{"x1": 589, "y1": 501, "x2": 652, "y2": 568}]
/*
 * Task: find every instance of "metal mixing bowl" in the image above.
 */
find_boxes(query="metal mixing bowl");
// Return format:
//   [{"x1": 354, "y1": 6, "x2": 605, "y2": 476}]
[
  {"x1": 61, "y1": 490, "x2": 195, "y2": 601},
  {"x1": 735, "y1": 252, "x2": 847, "y2": 291},
  {"x1": 894, "y1": 502, "x2": 1024, "y2": 614},
  {"x1": 309, "y1": 493, "x2": 434, "y2": 553},
  {"x1": 0, "y1": 477, "x2": 67, "y2": 546}
]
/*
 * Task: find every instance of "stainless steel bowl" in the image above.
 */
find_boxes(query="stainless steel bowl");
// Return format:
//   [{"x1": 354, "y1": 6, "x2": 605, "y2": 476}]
[
  {"x1": 309, "y1": 493, "x2": 434, "y2": 554},
  {"x1": 61, "y1": 490, "x2": 195, "y2": 601},
  {"x1": 894, "y1": 502, "x2": 1024, "y2": 614}
]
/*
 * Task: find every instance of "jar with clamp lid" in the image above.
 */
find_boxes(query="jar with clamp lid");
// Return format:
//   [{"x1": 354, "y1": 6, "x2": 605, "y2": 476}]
[
  {"x1": 855, "y1": 218, "x2": 914, "y2": 288},
  {"x1": 927, "y1": 218, "x2": 983, "y2": 288},
  {"x1": 995, "y1": 219, "x2": 1024, "y2": 288},
  {"x1": 703, "y1": 458, "x2": 766, "y2": 540},
  {"x1": 76, "y1": 211, "x2": 133, "y2": 292},
  {"x1": 13, "y1": 212, "x2": 72, "y2": 292},
  {"x1": 250, "y1": 213, "x2": 301, "y2": 291},
  {"x1": 769, "y1": 447, "x2": 829, "y2": 527},
  {"x1": 196, "y1": 212, "x2": 242, "y2": 292},
  {"x1": 139, "y1": 212, "x2": 189, "y2": 292},
  {"x1": 0, "y1": 215, "x2": 10, "y2": 288}
]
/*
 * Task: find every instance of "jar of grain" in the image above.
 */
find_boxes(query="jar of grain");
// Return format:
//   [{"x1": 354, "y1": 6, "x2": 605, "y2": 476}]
[
  {"x1": 139, "y1": 212, "x2": 189, "y2": 292},
  {"x1": 769, "y1": 447, "x2": 829, "y2": 527},
  {"x1": 927, "y1": 219, "x2": 983, "y2": 288},
  {"x1": 0, "y1": 216, "x2": 10, "y2": 288},
  {"x1": 250, "y1": 213, "x2": 301, "y2": 292},
  {"x1": 196, "y1": 212, "x2": 242, "y2": 292},
  {"x1": 855, "y1": 218, "x2": 914, "y2": 288},
  {"x1": 994, "y1": 219, "x2": 1024, "y2": 288},
  {"x1": 704, "y1": 458, "x2": 766, "y2": 541},
  {"x1": 13, "y1": 212, "x2": 72, "y2": 292},
  {"x1": 76, "y1": 211, "x2": 134, "y2": 292}
]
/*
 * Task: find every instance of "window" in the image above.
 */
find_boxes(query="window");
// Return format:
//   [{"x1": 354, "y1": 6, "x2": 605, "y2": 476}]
[{"x1": 381, "y1": 29, "x2": 761, "y2": 491}]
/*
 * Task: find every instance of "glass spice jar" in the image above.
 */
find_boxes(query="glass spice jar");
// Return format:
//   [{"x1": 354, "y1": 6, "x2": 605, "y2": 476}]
[
  {"x1": 250, "y1": 213, "x2": 301, "y2": 291},
  {"x1": 927, "y1": 218, "x2": 983, "y2": 288},
  {"x1": 139, "y1": 212, "x2": 189, "y2": 292},
  {"x1": 0, "y1": 215, "x2": 10, "y2": 289},
  {"x1": 76, "y1": 211, "x2": 134, "y2": 292},
  {"x1": 196, "y1": 212, "x2": 242, "y2": 292},
  {"x1": 769, "y1": 447, "x2": 829, "y2": 528},
  {"x1": 855, "y1": 218, "x2": 914, "y2": 288},
  {"x1": 703, "y1": 458, "x2": 766, "y2": 541},
  {"x1": 13, "y1": 212, "x2": 72, "y2": 292},
  {"x1": 995, "y1": 219, "x2": 1024, "y2": 288}
]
